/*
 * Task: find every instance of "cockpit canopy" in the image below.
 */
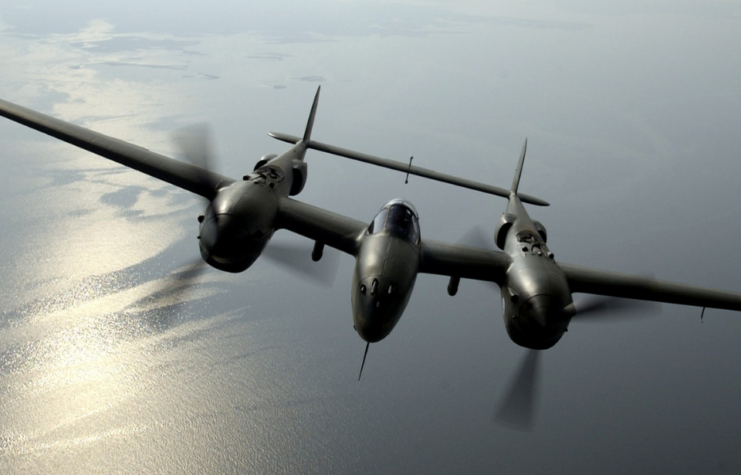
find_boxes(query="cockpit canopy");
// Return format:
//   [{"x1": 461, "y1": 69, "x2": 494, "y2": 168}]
[{"x1": 368, "y1": 199, "x2": 420, "y2": 244}]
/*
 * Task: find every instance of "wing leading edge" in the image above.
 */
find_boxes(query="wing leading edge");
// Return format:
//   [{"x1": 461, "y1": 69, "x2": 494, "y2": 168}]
[
  {"x1": 419, "y1": 240, "x2": 510, "y2": 285},
  {"x1": 560, "y1": 262, "x2": 741, "y2": 312},
  {"x1": 277, "y1": 197, "x2": 512, "y2": 283},
  {"x1": 276, "y1": 197, "x2": 367, "y2": 256},
  {"x1": 272, "y1": 197, "x2": 741, "y2": 311},
  {"x1": 0, "y1": 98, "x2": 234, "y2": 199}
]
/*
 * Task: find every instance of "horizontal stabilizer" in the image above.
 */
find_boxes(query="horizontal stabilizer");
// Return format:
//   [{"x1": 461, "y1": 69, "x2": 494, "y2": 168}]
[{"x1": 269, "y1": 132, "x2": 549, "y2": 207}]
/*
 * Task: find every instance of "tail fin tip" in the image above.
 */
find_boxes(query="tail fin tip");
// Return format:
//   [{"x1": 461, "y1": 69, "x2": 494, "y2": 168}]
[
  {"x1": 303, "y1": 85, "x2": 321, "y2": 142},
  {"x1": 511, "y1": 138, "x2": 528, "y2": 194}
]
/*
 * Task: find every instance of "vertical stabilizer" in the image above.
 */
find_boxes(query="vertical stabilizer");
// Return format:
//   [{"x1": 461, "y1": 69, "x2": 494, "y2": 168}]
[
  {"x1": 303, "y1": 86, "x2": 321, "y2": 142},
  {"x1": 511, "y1": 138, "x2": 528, "y2": 194}
]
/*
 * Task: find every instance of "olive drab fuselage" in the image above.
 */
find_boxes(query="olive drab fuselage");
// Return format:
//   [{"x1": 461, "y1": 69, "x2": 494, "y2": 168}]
[
  {"x1": 352, "y1": 201, "x2": 421, "y2": 342},
  {"x1": 500, "y1": 195, "x2": 573, "y2": 349}
]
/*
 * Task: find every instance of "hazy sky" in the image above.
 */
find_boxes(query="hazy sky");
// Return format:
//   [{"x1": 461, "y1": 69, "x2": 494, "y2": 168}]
[{"x1": 1, "y1": 1, "x2": 741, "y2": 473}]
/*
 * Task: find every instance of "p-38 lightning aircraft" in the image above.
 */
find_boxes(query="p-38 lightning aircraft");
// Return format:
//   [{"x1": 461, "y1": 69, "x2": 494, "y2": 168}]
[{"x1": 2, "y1": 87, "x2": 741, "y2": 429}]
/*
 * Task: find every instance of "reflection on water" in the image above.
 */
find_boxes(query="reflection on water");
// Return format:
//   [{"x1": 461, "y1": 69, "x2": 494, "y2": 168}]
[{"x1": 0, "y1": 216, "x2": 295, "y2": 471}]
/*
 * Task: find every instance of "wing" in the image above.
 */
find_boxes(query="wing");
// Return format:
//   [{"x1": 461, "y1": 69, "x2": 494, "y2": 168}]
[
  {"x1": 560, "y1": 262, "x2": 741, "y2": 311},
  {"x1": 0, "y1": 98, "x2": 235, "y2": 199},
  {"x1": 277, "y1": 197, "x2": 511, "y2": 283},
  {"x1": 419, "y1": 240, "x2": 510, "y2": 285},
  {"x1": 276, "y1": 198, "x2": 367, "y2": 255}
]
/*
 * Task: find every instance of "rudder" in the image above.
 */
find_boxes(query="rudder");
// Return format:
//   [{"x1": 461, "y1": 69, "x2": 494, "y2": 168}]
[
  {"x1": 303, "y1": 86, "x2": 321, "y2": 142},
  {"x1": 511, "y1": 138, "x2": 528, "y2": 194}
]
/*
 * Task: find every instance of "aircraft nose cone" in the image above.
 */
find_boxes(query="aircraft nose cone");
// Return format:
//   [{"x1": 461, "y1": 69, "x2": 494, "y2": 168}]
[
  {"x1": 200, "y1": 214, "x2": 242, "y2": 258},
  {"x1": 353, "y1": 277, "x2": 403, "y2": 343},
  {"x1": 507, "y1": 294, "x2": 566, "y2": 350},
  {"x1": 526, "y1": 295, "x2": 557, "y2": 328}
]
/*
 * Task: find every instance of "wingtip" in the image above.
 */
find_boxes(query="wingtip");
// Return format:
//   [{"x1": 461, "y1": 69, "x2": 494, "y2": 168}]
[
  {"x1": 268, "y1": 131, "x2": 302, "y2": 144},
  {"x1": 518, "y1": 193, "x2": 550, "y2": 207}
]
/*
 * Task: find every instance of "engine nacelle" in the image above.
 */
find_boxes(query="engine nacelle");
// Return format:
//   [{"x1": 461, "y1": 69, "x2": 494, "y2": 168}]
[
  {"x1": 289, "y1": 160, "x2": 307, "y2": 196},
  {"x1": 352, "y1": 200, "x2": 421, "y2": 342},
  {"x1": 533, "y1": 220, "x2": 547, "y2": 243},
  {"x1": 198, "y1": 179, "x2": 278, "y2": 273},
  {"x1": 495, "y1": 213, "x2": 517, "y2": 249}
]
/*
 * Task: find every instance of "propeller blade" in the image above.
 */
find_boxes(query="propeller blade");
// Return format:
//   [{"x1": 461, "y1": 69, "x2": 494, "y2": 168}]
[
  {"x1": 458, "y1": 224, "x2": 492, "y2": 250},
  {"x1": 172, "y1": 123, "x2": 215, "y2": 172},
  {"x1": 458, "y1": 225, "x2": 498, "y2": 292},
  {"x1": 262, "y1": 241, "x2": 340, "y2": 287},
  {"x1": 494, "y1": 349, "x2": 542, "y2": 431},
  {"x1": 572, "y1": 295, "x2": 661, "y2": 322},
  {"x1": 171, "y1": 124, "x2": 219, "y2": 202}
]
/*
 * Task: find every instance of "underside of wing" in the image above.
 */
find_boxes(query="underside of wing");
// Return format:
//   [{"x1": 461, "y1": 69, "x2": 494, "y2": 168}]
[
  {"x1": 276, "y1": 198, "x2": 367, "y2": 256},
  {"x1": 419, "y1": 240, "x2": 511, "y2": 285},
  {"x1": 0, "y1": 98, "x2": 235, "y2": 199},
  {"x1": 560, "y1": 262, "x2": 741, "y2": 311}
]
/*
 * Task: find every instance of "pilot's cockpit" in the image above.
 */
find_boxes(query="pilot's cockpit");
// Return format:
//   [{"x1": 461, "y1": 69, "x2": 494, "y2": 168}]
[
  {"x1": 516, "y1": 231, "x2": 553, "y2": 259},
  {"x1": 368, "y1": 199, "x2": 420, "y2": 244}
]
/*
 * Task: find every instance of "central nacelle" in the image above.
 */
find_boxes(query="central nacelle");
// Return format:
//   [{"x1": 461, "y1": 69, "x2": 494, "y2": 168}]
[{"x1": 352, "y1": 200, "x2": 421, "y2": 343}]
